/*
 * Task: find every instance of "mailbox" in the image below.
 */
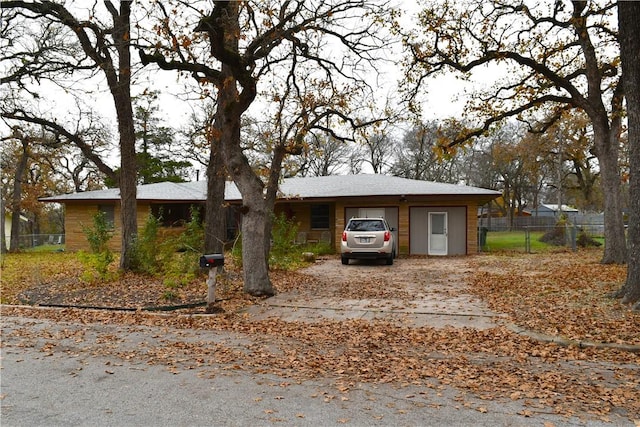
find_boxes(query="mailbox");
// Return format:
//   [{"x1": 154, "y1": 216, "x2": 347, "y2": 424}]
[{"x1": 199, "y1": 253, "x2": 225, "y2": 268}]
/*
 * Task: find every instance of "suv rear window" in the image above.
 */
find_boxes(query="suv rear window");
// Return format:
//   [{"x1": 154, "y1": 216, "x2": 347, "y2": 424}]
[{"x1": 346, "y1": 219, "x2": 385, "y2": 232}]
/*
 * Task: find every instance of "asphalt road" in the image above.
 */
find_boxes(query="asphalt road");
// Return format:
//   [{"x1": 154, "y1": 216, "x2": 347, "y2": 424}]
[{"x1": 1, "y1": 313, "x2": 618, "y2": 427}]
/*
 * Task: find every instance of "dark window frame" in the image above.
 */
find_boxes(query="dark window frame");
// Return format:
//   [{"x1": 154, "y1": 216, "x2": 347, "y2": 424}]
[
  {"x1": 310, "y1": 204, "x2": 330, "y2": 230},
  {"x1": 150, "y1": 203, "x2": 204, "y2": 227}
]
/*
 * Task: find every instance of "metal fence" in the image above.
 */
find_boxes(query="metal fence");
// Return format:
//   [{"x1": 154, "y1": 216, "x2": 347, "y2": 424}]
[
  {"x1": 12, "y1": 234, "x2": 65, "y2": 250},
  {"x1": 478, "y1": 214, "x2": 605, "y2": 235},
  {"x1": 478, "y1": 223, "x2": 604, "y2": 254}
]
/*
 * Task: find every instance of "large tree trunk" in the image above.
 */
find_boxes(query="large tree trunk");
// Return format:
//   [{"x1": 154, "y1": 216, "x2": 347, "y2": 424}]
[
  {"x1": 108, "y1": 2, "x2": 137, "y2": 271},
  {"x1": 0, "y1": 195, "x2": 6, "y2": 254},
  {"x1": 223, "y1": 113, "x2": 274, "y2": 296},
  {"x1": 214, "y1": 2, "x2": 274, "y2": 297},
  {"x1": 9, "y1": 140, "x2": 28, "y2": 252},
  {"x1": 593, "y1": 125, "x2": 627, "y2": 264},
  {"x1": 617, "y1": 1, "x2": 640, "y2": 307},
  {"x1": 204, "y1": 124, "x2": 227, "y2": 254},
  {"x1": 204, "y1": 97, "x2": 229, "y2": 312}
]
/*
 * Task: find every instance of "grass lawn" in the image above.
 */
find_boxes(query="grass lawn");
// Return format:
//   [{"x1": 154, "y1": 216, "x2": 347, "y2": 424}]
[{"x1": 482, "y1": 230, "x2": 552, "y2": 252}]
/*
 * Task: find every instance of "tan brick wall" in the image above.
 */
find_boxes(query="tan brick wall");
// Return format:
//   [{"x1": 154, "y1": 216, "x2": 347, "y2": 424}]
[
  {"x1": 65, "y1": 202, "x2": 152, "y2": 252},
  {"x1": 63, "y1": 196, "x2": 486, "y2": 256}
]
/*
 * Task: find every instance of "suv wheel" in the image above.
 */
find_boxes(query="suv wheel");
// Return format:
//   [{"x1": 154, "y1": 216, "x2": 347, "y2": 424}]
[
  {"x1": 341, "y1": 256, "x2": 349, "y2": 265},
  {"x1": 386, "y1": 253, "x2": 394, "y2": 265}
]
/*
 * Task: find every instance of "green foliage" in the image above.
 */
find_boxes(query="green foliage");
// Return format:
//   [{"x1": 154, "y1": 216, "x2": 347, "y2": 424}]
[
  {"x1": 162, "y1": 290, "x2": 179, "y2": 301},
  {"x1": 305, "y1": 240, "x2": 334, "y2": 256},
  {"x1": 271, "y1": 213, "x2": 299, "y2": 253},
  {"x1": 82, "y1": 211, "x2": 113, "y2": 253},
  {"x1": 230, "y1": 232, "x2": 243, "y2": 268},
  {"x1": 576, "y1": 229, "x2": 602, "y2": 247},
  {"x1": 269, "y1": 213, "x2": 303, "y2": 270},
  {"x1": 131, "y1": 212, "x2": 161, "y2": 274},
  {"x1": 231, "y1": 214, "x2": 336, "y2": 271},
  {"x1": 157, "y1": 207, "x2": 204, "y2": 287},
  {"x1": 77, "y1": 211, "x2": 114, "y2": 282},
  {"x1": 77, "y1": 250, "x2": 115, "y2": 282}
]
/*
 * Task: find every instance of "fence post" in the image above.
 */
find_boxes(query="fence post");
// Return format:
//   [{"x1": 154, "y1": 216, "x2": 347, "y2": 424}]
[
  {"x1": 525, "y1": 226, "x2": 530, "y2": 253},
  {"x1": 570, "y1": 225, "x2": 577, "y2": 251}
]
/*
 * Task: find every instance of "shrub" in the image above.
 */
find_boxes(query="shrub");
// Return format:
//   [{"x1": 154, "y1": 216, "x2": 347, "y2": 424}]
[
  {"x1": 157, "y1": 207, "x2": 204, "y2": 287},
  {"x1": 77, "y1": 211, "x2": 114, "y2": 282},
  {"x1": 576, "y1": 229, "x2": 602, "y2": 247},
  {"x1": 269, "y1": 213, "x2": 303, "y2": 270},
  {"x1": 306, "y1": 240, "x2": 334, "y2": 256},
  {"x1": 230, "y1": 232, "x2": 242, "y2": 268},
  {"x1": 230, "y1": 213, "x2": 305, "y2": 270},
  {"x1": 131, "y1": 212, "x2": 161, "y2": 274},
  {"x1": 83, "y1": 211, "x2": 113, "y2": 253}
]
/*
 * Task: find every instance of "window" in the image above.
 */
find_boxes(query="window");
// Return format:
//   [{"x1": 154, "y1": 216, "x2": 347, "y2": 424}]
[
  {"x1": 151, "y1": 203, "x2": 204, "y2": 227},
  {"x1": 310, "y1": 204, "x2": 330, "y2": 229},
  {"x1": 98, "y1": 204, "x2": 115, "y2": 229}
]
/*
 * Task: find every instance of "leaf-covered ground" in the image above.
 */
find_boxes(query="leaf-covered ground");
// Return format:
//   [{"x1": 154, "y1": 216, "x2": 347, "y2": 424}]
[
  {"x1": 467, "y1": 251, "x2": 638, "y2": 345},
  {"x1": 2, "y1": 249, "x2": 639, "y2": 423}
]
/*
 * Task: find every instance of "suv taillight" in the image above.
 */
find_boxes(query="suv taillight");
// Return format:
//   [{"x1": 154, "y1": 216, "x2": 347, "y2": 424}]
[
  {"x1": 384, "y1": 231, "x2": 390, "y2": 241},
  {"x1": 342, "y1": 231, "x2": 347, "y2": 241}
]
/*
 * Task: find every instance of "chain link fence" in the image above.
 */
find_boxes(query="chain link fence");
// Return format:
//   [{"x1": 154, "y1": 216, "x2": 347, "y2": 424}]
[
  {"x1": 10, "y1": 234, "x2": 66, "y2": 251},
  {"x1": 478, "y1": 216, "x2": 605, "y2": 253}
]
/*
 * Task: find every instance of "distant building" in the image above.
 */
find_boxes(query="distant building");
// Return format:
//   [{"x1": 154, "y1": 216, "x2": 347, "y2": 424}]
[
  {"x1": 527, "y1": 204, "x2": 579, "y2": 220},
  {"x1": 3, "y1": 213, "x2": 28, "y2": 250}
]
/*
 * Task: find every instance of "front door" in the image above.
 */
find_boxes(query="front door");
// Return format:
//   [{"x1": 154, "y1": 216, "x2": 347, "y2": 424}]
[{"x1": 428, "y1": 212, "x2": 448, "y2": 255}]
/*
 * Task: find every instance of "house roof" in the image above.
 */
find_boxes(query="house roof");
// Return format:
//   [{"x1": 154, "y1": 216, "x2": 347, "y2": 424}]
[
  {"x1": 529, "y1": 204, "x2": 579, "y2": 213},
  {"x1": 40, "y1": 174, "x2": 501, "y2": 203}
]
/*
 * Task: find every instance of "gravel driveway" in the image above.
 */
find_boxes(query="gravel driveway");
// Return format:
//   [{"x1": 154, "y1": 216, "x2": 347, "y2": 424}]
[{"x1": 245, "y1": 256, "x2": 505, "y2": 328}]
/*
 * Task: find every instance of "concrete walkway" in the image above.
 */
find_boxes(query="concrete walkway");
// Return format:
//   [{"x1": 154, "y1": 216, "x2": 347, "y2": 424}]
[
  {"x1": 242, "y1": 258, "x2": 506, "y2": 329},
  {"x1": 242, "y1": 294, "x2": 504, "y2": 329}
]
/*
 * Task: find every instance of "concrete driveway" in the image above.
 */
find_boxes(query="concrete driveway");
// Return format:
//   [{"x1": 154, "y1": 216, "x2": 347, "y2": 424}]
[{"x1": 243, "y1": 257, "x2": 505, "y2": 329}]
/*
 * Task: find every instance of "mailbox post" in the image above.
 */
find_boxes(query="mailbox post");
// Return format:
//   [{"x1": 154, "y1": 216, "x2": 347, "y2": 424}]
[{"x1": 200, "y1": 254, "x2": 224, "y2": 313}]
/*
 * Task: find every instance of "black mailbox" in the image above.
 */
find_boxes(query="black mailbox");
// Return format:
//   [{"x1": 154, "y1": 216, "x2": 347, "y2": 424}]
[{"x1": 200, "y1": 253, "x2": 225, "y2": 268}]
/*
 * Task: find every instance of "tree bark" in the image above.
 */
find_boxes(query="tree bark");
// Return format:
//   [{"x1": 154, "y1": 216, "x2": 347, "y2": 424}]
[
  {"x1": 213, "y1": 2, "x2": 274, "y2": 297},
  {"x1": 617, "y1": 1, "x2": 640, "y2": 307},
  {"x1": 106, "y1": 1, "x2": 137, "y2": 270},
  {"x1": 204, "y1": 117, "x2": 227, "y2": 255},
  {"x1": 592, "y1": 125, "x2": 627, "y2": 264},
  {"x1": 0, "y1": 194, "x2": 6, "y2": 254},
  {"x1": 9, "y1": 140, "x2": 28, "y2": 252}
]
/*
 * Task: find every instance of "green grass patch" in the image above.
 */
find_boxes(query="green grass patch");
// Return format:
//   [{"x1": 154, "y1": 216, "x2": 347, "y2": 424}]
[{"x1": 483, "y1": 230, "x2": 551, "y2": 252}]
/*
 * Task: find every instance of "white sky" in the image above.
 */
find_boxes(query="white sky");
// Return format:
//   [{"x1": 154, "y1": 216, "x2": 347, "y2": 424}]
[{"x1": 1, "y1": 1, "x2": 504, "y2": 173}]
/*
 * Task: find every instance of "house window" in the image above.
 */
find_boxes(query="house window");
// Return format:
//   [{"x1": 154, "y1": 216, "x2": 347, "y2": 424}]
[
  {"x1": 310, "y1": 204, "x2": 330, "y2": 229},
  {"x1": 98, "y1": 204, "x2": 115, "y2": 229},
  {"x1": 151, "y1": 203, "x2": 204, "y2": 227}
]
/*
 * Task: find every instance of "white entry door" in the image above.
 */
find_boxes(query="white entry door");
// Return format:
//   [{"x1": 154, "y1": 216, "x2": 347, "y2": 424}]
[{"x1": 428, "y1": 212, "x2": 448, "y2": 255}]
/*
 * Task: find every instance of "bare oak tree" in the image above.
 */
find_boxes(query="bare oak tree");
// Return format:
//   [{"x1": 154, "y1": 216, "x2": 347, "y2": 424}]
[
  {"x1": 2, "y1": 1, "x2": 139, "y2": 269},
  {"x1": 406, "y1": 0, "x2": 626, "y2": 264},
  {"x1": 140, "y1": 0, "x2": 393, "y2": 296},
  {"x1": 617, "y1": 1, "x2": 640, "y2": 308}
]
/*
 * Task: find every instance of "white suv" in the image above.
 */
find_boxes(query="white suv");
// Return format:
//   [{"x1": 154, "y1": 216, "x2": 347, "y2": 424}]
[{"x1": 341, "y1": 217, "x2": 396, "y2": 265}]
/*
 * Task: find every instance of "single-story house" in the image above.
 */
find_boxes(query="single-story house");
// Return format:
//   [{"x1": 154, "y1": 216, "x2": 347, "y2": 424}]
[
  {"x1": 527, "y1": 204, "x2": 579, "y2": 220},
  {"x1": 3, "y1": 213, "x2": 29, "y2": 250},
  {"x1": 40, "y1": 174, "x2": 500, "y2": 256}
]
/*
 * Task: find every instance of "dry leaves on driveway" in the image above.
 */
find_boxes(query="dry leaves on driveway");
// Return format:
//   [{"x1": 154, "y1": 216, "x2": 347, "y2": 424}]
[{"x1": 2, "y1": 249, "x2": 639, "y2": 422}]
